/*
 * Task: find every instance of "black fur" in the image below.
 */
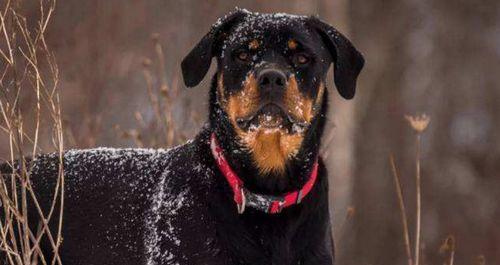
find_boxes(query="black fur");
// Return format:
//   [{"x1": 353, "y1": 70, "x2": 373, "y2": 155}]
[
  {"x1": 181, "y1": 11, "x2": 246, "y2": 87},
  {"x1": 1, "y1": 9, "x2": 363, "y2": 265},
  {"x1": 307, "y1": 17, "x2": 365, "y2": 99}
]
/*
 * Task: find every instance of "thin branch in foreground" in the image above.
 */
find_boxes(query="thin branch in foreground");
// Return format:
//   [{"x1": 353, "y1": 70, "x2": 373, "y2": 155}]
[
  {"x1": 389, "y1": 154, "x2": 413, "y2": 265},
  {"x1": 0, "y1": 0, "x2": 63, "y2": 264},
  {"x1": 414, "y1": 133, "x2": 422, "y2": 265},
  {"x1": 405, "y1": 114, "x2": 430, "y2": 265}
]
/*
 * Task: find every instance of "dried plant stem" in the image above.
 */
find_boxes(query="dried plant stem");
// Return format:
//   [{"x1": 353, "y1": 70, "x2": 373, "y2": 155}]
[
  {"x1": 142, "y1": 66, "x2": 167, "y2": 140},
  {"x1": 439, "y1": 235, "x2": 455, "y2": 265},
  {"x1": 391, "y1": 114, "x2": 430, "y2": 265},
  {"x1": 414, "y1": 134, "x2": 422, "y2": 265},
  {"x1": 0, "y1": 0, "x2": 63, "y2": 264},
  {"x1": 154, "y1": 38, "x2": 176, "y2": 146},
  {"x1": 121, "y1": 37, "x2": 196, "y2": 149},
  {"x1": 389, "y1": 154, "x2": 413, "y2": 265}
]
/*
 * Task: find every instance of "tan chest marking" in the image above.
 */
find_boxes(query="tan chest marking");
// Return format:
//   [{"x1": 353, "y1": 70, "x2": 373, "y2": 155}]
[{"x1": 241, "y1": 130, "x2": 303, "y2": 174}]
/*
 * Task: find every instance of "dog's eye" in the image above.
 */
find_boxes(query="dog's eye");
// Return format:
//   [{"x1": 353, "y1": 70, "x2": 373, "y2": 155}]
[
  {"x1": 294, "y1": 53, "x2": 310, "y2": 65},
  {"x1": 236, "y1": 50, "x2": 250, "y2": 62}
]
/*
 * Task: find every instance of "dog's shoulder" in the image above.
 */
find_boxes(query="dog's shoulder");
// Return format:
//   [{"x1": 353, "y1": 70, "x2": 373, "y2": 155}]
[{"x1": 142, "y1": 129, "x2": 229, "y2": 264}]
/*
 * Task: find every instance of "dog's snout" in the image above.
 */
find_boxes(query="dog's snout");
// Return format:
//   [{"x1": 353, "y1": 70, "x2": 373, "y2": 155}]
[{"x1": 258, "y1": 69, "x2": 287, "y2": 91}]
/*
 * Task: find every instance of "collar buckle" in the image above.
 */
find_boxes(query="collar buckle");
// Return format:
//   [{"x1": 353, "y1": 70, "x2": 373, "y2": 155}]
[{"x1": 296, "y1": 190, "x2": 303, "y2": 204}]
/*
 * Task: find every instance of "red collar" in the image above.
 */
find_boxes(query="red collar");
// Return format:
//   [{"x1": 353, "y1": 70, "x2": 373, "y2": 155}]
[{"x1": 210, "y1": 133, "x2": 319, "y2": 214}]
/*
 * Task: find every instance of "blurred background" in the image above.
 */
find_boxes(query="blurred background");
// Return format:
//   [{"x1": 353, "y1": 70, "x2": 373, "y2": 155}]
[{"x1": 1, "y1": 0, "x2": 499, "y2": 264}]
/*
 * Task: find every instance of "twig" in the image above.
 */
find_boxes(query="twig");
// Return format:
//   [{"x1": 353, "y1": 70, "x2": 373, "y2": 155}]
[
  {"x1": 0, "y1": 0, "x2": 63, "y2": 264},
  {"x1": 414, "y1": 134, "x2": 421, "y2": 265},
  {"x1": 389, "y1": 154, "x2": 413, "y2": 265},
  {"x1": 404, "y1": 114, "x2": 429, "y2": 265}
]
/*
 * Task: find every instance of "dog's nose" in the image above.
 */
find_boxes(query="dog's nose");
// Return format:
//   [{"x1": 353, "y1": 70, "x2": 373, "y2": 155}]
[{"x1": 258, "y1": 69, "x2": 287, "y2": 91}]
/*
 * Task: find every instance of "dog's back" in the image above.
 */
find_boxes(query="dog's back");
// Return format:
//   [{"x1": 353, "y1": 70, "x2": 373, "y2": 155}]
[{"x1": 0, "y1": 129, "x2": 224, "y2": 265}]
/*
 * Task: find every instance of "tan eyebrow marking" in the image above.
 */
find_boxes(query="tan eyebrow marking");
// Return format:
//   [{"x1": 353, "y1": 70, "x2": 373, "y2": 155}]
[
  {"x1": 249, "y1": 39, "x2": 260, "y2": 50},
  {"x1": 288, "y1": 39, "x2": 298, "y2": 50}
]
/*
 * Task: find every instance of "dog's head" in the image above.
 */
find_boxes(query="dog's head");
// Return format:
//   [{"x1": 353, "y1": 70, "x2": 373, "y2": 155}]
[{"x1": 182, "y1": 9, "x2": 364, "y2": 174}]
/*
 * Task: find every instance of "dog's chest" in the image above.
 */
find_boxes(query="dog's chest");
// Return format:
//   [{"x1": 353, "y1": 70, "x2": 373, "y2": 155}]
[{"x1": 211, "y1": 199, "x2": 309, "y2": 264}]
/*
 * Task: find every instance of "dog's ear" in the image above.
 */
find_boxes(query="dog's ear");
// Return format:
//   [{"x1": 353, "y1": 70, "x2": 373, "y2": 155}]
[
  {"x1": 181, "y1": 10, "x2": 247, "y2": 88},
  {"x1": 308, "y1": 17, "x2": 364, "y2": 99}
]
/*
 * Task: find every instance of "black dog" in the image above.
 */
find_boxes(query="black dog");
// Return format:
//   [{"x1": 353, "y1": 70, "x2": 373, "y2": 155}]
[{"x1": 1, "y1": 9, "x2": 363, "y2": 265}]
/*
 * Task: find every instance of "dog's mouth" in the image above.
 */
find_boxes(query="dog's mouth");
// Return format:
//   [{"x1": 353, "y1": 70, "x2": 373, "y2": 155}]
[{"x1": 235, "y1": 103, "x2": 308, "y2": 134}]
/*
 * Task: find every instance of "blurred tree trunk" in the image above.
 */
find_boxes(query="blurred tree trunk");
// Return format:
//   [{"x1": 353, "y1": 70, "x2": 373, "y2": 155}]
[
  {"x1": 315, "y1": 0, "x2": 358, "y2": 259},
  {"x1": 342, "y1": 0, "x2": 410, "y2": 264},
  {"x1": 348, "y1": 0, "x2": 500, "y2": 264}
]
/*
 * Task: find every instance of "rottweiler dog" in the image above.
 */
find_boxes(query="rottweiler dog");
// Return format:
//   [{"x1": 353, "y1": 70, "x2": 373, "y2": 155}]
[{"x1": 0, "y1": 9, "x2": 363, "y2": 265}]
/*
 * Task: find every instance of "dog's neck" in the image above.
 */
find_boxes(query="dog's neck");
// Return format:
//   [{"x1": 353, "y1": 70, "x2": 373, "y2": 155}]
[{"x1": 208, "y1": 76, "x2": 328, "y2": 195}]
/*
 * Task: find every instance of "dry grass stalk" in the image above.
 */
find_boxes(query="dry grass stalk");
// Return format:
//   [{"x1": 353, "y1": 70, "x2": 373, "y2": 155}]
[
  {"x1": 414, "y1": 132, "x2": 422, "y2": 265},
  {"x1": 0, "y1": 0, "x2": 64, "y2": 264},
  {"x1": 439, "y1": 235, "x2": 455, "y2": 265},
  {"x1": 390, "y1": 114, "x2": 430, "y2": 265},
  {"x1": 405, "y1": 114, "x2": 430, "y2": 133},
  {"x1": 117, "y1": 33, "x2": 197, "y2": 148},
  {"x1": 389, "y1": 154, "x2": 413, "y2": 265},
  {"x1": 405, "y1": 114, "x2": 429, "y2": 265}
]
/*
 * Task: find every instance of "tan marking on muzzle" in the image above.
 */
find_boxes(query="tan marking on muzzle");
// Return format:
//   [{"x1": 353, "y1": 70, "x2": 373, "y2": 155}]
[
  {"x1": 288, "y1": 39, "x2": 298, "y2": 50},
  {"x1": 249, "y1": 39, "x2": 260, "y2": 50},
  {"x1": 224, "y1": 74, "x2": 260, "y2": 124},
  {"x1": 283, "y1": 76, "x2": 314, "y2": 123},
  {"x1": 312, "y1": 82, "x2": 326, "y2": 116}
]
